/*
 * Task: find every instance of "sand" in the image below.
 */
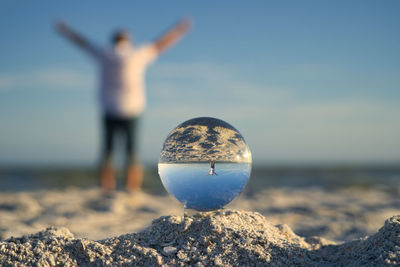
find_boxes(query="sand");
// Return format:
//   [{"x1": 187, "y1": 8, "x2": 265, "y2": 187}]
[
  {"x1": 0, "y1": 187, "x2": 399, "y2": 242},
  {"x1": 0, "y1": 186, "x2": 399, "y2": 266},
  {"x1": 0, "y1": 210, "x2": 399, "y2": 266}
]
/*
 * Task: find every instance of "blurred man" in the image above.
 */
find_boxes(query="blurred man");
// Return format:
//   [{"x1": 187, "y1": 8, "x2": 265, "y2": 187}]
[{"x1": 55, "y1": 18, "x2": 192, "y2": 193}]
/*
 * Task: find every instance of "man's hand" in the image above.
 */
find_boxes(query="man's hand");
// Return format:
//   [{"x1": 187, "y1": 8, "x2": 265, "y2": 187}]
[
  {"x1": 175, "y1": 17, "x2": 193, "y2": 34},
  {"x1": 55, "y1": 20, "x2": 70, "y2": 35}
]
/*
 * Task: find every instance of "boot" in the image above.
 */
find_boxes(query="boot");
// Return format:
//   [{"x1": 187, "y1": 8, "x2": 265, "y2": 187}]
[
  {"x1": 100, "y1": 161, "x2": 116, "y2": 193},
  {"x1": 125, "y1": 164, "x2": 143, "y2": 193}
]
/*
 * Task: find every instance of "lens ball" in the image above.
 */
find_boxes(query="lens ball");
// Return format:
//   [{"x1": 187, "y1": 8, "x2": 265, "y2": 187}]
[{"x1": 158, "y1": 117, "x2": 252, "y2": 211}]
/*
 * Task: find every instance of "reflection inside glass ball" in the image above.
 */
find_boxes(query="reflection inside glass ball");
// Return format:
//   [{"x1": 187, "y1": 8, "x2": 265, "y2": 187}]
[{"x1": 158, "y1": 117, "x2": 252, "y2": 211}]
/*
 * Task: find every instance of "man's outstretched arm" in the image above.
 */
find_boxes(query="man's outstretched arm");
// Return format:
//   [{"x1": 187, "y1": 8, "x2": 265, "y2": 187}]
[
  {"x1": 154, "y1": 17, "x2": 192, "y2": 54},
  {"x1": 55, "y1": 20, "x2": 89, "y2": 49}
]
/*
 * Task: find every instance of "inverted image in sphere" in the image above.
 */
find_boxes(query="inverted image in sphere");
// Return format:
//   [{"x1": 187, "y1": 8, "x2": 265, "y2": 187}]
[{"x1": 158, "y1": 117, "x2": 252, "y2": 211}]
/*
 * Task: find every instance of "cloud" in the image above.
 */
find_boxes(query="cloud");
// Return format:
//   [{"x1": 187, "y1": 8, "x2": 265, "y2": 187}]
[
  {"x1": 245, "y1": 99, "x2": 400, "y2": 161},
  {"x1": 148, "y1": 62, "x2": 293, "y2": 109},
  {"x1": 0, "y1": 67, "x2": 93, "y2": 91},
  {"x1": 151, "y1": 62, "x2": 231, "y2": 82},
  {"x1": 144, "y1": 61, "x2": 400, "y2": 162},
  {"x1": 1, "y1": 61, "x2": 398, "y2": 164}
]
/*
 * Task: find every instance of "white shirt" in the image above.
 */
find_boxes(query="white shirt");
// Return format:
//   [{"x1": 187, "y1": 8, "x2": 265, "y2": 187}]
[{"x1": 87, "y1": 42, "x2": 158, "y2": 117}]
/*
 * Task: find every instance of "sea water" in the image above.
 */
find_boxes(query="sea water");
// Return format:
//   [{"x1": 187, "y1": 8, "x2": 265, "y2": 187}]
[{"x1": 158, "y1": 162, "x2": 251, "y2": 211}]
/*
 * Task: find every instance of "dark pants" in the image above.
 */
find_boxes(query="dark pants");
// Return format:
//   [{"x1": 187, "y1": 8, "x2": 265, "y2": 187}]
[{"x1": 102, "y1": 114, "x2": 138, "y2": 165}]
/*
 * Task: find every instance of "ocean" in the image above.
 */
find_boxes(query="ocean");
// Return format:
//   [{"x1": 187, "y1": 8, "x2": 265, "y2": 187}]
[{"x1": 0, "y1": 164, "x2": 399, "y2": 194}]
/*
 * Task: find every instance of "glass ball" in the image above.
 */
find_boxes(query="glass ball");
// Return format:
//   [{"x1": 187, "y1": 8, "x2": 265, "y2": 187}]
[{"x1": 158, "y1": 117, "x2": 252, "y2": 211}]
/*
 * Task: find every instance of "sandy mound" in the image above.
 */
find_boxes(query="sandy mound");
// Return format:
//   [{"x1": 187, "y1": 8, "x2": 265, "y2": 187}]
[{"x1": 0, "y1": 210, "x2": 399, "y2": 266}]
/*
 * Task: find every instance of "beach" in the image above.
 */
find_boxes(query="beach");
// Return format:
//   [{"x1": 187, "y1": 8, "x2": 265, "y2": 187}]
[
  {"x1": 1, "y1": 0, "x2": 399, "y2": 265},
  {"x1": 0, "y1": 167, "x2": 399, "y2": 265}
]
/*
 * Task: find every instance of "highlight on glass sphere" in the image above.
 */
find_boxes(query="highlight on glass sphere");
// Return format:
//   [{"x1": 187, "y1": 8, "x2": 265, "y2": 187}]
[{"x1": 158, "y1": 117, "x2": 252, "y2": 212}]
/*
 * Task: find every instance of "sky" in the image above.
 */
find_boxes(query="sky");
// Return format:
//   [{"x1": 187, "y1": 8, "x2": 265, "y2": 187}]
[{"x1": 0, "y1": 1, "x2": 399, "y2": 166}]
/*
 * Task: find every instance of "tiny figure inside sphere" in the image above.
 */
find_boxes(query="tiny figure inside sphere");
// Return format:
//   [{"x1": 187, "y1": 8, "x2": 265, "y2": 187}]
[{"x1": 208, "y1": 160, "x2": 218, "y2": 176}]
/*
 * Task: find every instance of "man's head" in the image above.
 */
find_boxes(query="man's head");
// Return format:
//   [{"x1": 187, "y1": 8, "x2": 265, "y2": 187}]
[{"x1": 111, "y1": 30, "x2": 131, "y2": 45}]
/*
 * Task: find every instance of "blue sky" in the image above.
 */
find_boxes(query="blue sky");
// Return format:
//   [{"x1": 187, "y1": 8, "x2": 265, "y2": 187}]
[{"x1": 0, "y1": 1, "x2": 399, "y2": 166}]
